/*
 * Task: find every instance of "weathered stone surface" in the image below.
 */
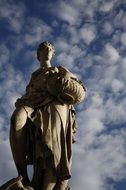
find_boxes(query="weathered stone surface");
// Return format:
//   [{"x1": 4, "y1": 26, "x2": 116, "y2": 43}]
[
  {"x1": 0, "y1": 176, "x2": 34, "y2": 190},
  {"x1": 8, "y1": 41, "x2": 86, "y2": 190}
]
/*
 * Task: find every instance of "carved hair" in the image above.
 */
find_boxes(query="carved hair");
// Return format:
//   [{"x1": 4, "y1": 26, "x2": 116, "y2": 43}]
[{"x1": 37, "y1": 41, "x2": 55, "y2": 60}]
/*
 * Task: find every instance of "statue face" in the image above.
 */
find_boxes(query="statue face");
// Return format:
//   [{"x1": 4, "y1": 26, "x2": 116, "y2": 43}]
[{"x1": 39, "y1": 45, "x2": 53, "y2": 62}]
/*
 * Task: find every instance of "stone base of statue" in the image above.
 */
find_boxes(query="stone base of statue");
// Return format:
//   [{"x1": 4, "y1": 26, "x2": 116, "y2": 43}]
[{"x1": 0, "y1": 176, "x2": 34, "y2": 190}]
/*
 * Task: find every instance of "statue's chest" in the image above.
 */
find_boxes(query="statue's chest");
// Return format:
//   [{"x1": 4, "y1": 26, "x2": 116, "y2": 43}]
[{"x1": 32, "y1": 72, "x2": 50, "y2": 91}]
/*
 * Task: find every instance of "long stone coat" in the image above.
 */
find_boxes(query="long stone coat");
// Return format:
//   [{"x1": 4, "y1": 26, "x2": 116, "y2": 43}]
[{"x1": 15, "y1": 66, "x2": 85, "y2": 187}]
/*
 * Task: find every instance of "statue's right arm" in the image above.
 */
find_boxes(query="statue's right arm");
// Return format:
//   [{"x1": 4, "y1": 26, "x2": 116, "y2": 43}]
[{"x1": 25, "y1": 69, "x2": 40, "y2": 94}]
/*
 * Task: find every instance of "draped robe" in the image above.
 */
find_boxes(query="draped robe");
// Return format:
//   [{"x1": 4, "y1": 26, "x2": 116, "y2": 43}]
[{"x1": 15, "y1": 66, "x2": 84, "y2": 186}]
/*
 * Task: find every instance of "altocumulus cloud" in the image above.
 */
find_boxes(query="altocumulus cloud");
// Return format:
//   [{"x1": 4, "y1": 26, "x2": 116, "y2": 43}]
[
  {"x1": 0, "y1": 0, "x2": 26, "y2": 33},
  {"x1": 0, "y1": 0, "x2": 126, "y2": 190}
]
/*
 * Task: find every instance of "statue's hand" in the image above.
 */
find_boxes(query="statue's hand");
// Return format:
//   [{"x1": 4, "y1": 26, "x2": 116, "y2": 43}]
[
  {"x1": 58, "y1": 66, "x2": 77, "y2": 80},
  {"x1": 48, "y1": 67, "x2": 59, "y2": 75},
  {"x1": 62, "y1": 72, "x2": 71, "y2": 80}
]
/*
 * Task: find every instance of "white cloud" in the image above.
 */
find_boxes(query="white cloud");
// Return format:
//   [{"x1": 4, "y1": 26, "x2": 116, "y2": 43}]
[
  {"x1": 79, "y1": 25, "x2": 96, "y2": 45},
  {"x1": 121, "y1": 57, "x2": 126, "y2": 72},
  {"x1": 0, "y1": 44, "x2": 10, "y2": 67},
  {"x1": 65, "y1": 26, "x2": 80, "y2": 44},
  {"x1": 103, "y1": 43, "x2": 120, "y2": 63},
  {"x1": 23, "y1": 17, "x2": 52, "y2": 46},
  {"x1": 120, "y1": 32, "x2": 126, "y2": 47},
  {"x1": 72, "y1": 129, "x2": 126, "y2": 190},
  {"x1": 79, "y1": 24, "x2": 97, "y2": 45},
  {"x1": 55, "y1": 39, "x2": 70, "y2": 52},
  {"x1": 52, "y1": 1, "x2": 80, "y2": 26},
  {"x1": 0, "y1": 139, "x2": 17, "y2": 184},
  {"x1": 55, "y1": 42, "x2": 85, "y2": 76},
  {"x1": 113, "y1": 9, "x2": 126, "y2": 31},
  {"x1": 111, "y1": 79, "x2": 124, "y2": 93},
  {"x1": 56, "y1": 53, "x2": 74, "y2": 70},
  {"x1": 0, "y1": 0, "x2": 25, "y2": 33},
  {"x1": 1, "y1": 0, "x2": 126, "y2": 189},
  {"x1": 102, "y1": 22, "x2": 114, "y2": 35},
  {"x1": 99, "y1": 1, "x2": 114, "y2": 12},
  {"x1": 104, "y1": 98, "x2": 126, "y2": 125}
]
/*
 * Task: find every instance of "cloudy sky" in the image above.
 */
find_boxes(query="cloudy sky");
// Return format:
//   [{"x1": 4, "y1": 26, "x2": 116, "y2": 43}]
[{"x1": 0, "y1": 0, "x2": 126, "y2": 189}]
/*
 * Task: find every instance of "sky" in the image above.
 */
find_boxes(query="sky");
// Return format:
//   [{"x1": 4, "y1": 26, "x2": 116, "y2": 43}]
[{"x1": 0, "y1": 0, "x2": 126, "y2": 189}]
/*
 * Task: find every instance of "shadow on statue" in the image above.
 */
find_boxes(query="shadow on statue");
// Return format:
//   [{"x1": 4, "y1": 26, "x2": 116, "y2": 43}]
[{"x1": 0, "y1": 42, "x2": 86, "y2": 190}]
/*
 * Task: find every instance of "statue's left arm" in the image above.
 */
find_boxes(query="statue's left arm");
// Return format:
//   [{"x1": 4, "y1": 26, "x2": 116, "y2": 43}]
[{"x1": 46, "y1": 66, "x2": 87, "y2": 105}]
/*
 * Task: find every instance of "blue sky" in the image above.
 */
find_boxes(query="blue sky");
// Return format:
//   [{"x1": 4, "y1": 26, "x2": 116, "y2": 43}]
[{"x1": 0, "y1": 0, "x2": 126, "y2": 189}]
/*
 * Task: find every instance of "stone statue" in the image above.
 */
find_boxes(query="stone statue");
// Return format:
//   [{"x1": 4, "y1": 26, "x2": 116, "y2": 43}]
[
  {"x1": 9, "y1": 41, "x2": 86, "y2": 190},
  {"x1": 0, "y1": 176, "x2": 34, "y2": 190}
]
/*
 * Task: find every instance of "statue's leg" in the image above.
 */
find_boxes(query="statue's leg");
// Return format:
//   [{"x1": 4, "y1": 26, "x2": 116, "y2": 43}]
[
  {"x1": 54, "y1": 180, "x2": 69, "y2": 190},
  {"x1": 10, "y1": 106, "x2": 33, "y2": 185},
  {"x1": 59, "y1": 180, "x2": 69, "y2": 190},
  {"x1": 42, "y1": 168, "x2": 57, "y2": 190}
]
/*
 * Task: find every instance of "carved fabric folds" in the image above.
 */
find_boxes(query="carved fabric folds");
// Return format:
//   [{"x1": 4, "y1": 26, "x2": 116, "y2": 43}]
[
  {"x1": 26, "y1": 102, "x2": 77, "y2": 187},
  {"x1": 14, "y1": 66, "x2": 83, "y2": 186}
]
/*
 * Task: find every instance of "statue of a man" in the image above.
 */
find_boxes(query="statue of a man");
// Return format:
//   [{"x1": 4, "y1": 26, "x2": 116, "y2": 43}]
[{"x1": 10, "y1": 42, "x2": 86, "y2": 190}]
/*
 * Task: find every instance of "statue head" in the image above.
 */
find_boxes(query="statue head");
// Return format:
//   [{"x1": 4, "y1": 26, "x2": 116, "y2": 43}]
[{"x1": 37, "y1": 41, "x2": 55, "y2": 61}]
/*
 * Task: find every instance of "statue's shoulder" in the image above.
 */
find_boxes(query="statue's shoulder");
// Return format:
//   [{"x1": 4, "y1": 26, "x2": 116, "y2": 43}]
[
  {"x1": 57, "y1": 65, "x2": 74, "y2": 77},
  {"x1": 57, "y1": 65, "x2": 70, "y2": 72},
  {"x1": 31, "y1": 68, "x2": 42, "y2": 79}
]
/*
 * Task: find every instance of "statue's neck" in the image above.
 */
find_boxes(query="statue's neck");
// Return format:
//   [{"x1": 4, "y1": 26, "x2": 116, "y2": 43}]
[{"x1": 40, "y1": 61, "x2": 51, "y2": 69}]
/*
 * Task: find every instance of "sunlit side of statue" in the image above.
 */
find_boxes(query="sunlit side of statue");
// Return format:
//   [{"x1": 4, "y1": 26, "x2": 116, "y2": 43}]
[{"x1": 9, "y1": 42, "x2": 86, "y2": 190}]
